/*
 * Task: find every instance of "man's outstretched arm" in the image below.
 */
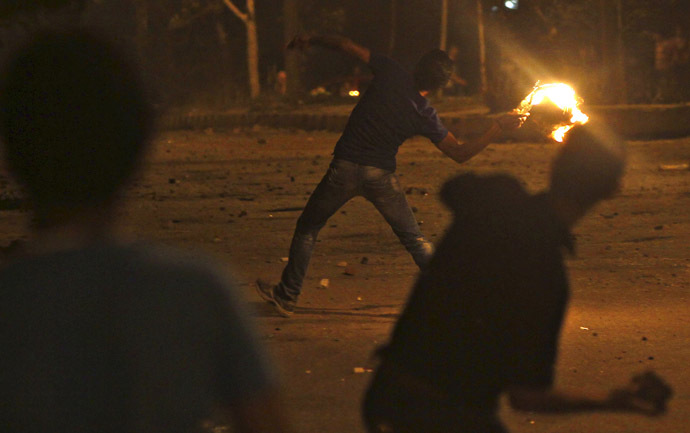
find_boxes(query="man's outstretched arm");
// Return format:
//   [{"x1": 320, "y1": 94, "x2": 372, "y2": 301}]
[
  {"x1": 435, "y1": 113, "x2": 526, "y2": 165},
  {"x1": 507, "y1": 370, "x2": 672, "y2": 416},
  {"x1": 287, "y1": 34, "x2": 370, "y2": 63}
]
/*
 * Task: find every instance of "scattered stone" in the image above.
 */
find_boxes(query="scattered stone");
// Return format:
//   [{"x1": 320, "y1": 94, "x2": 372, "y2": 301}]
[
  {"x1": 344, "y1": 266, "x2": 356, "y2": 276},
  {"x1": 168, "y1": 178, "x2": 176, "y2": 184},
  {"x1": 405, "y1": 186, "x2": 429, "y2": 195},
  {"x1": 642, "y1": 336, "x2": 648, "y2": 341},
  {"x1": 280, "y1": 257, "x2": 289, "y2": 262},
  {"x1": 337, "y1": 261, "x2": 348, "y2": 267},
  {"x1": 654, "y1": 225, "x2": 663, "y2": 230},
  {"x1": 318, "y1": 278, "x2": 329, "y2": 289},
  {"x1": 360, "y1": 257, "x2": 369, "y2": 265},
  {"x1": 238, "y1": 210, "x2": 247, "y2": 217}
]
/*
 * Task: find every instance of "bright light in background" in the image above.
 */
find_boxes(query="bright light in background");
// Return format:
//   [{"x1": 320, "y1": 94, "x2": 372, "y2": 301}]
[
  {"x1": 504, "y1": 0, "x2": 519, "y2": 10},
  {"x1": 516, "y1": 82, "x2": 589, "y2": 142},
  {"x1": 348, "y1": 90, "x2": 360, "y2": 97}
]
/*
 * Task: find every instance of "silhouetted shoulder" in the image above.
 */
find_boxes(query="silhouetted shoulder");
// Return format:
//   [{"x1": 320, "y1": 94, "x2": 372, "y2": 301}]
[{"x1": 440, "y1": 173, "x2": 529, "y2": 215}]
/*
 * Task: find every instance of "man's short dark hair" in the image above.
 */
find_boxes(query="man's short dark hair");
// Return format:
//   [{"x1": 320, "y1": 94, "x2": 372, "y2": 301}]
[
  {"x1": 549, "y1": 121, "x2": 626, "y2": 208},
  {"x1": 0, "y1": 29, "x2": 152, "y2": 213},
  {"x1": 413, "y1": 49, "x2": 453, "y2": 92}
]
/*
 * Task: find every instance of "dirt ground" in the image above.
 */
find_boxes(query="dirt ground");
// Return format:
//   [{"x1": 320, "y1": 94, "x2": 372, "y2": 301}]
[{"x1": 1, "y1": 126, "x2": 688, "y2": 432}]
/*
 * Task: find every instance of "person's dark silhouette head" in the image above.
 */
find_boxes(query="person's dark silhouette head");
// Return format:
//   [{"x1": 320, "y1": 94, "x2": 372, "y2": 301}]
[
  {"x1": 413, "y1": 49, "x2": 453, "y2": 92},
  {"x1": 0, "y1": 29, "x2": 152, "y2": 225},
  {"x1": 549, "y1": 121, "x2": 626, "y2": 210}
]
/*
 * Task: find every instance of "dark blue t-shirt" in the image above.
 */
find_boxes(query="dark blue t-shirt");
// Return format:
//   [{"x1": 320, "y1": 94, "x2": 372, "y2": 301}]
[
  {"x1": 333, "y1": 54, "x2": 449, "y2": 172},
  {"x1": 0, "y1": 242, "x2": 275, "y2": 433}
]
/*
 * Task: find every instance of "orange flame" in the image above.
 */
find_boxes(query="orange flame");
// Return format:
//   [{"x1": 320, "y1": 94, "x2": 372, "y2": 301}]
[{"x1": 516, "y1": 83, "x2": 589, "y2": 142}]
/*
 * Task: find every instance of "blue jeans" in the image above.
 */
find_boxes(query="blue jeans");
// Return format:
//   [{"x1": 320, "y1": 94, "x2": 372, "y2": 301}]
[{"x1": 277, "y1": 158, "x2": 433, "y2": 302}]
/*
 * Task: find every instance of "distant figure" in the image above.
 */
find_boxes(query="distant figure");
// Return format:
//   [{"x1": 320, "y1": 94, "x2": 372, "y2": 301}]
[
  {"x1": 651, "y1": 27, "x2": 687, "y2": 102},
  {"x1": 443, "y1": 44, "x2": 468, "y2": 96},
  {"x1": 276, "y1": 70, "x2": 287, "y2": 96},
  {"x1": 363, "y1": 123, "x2": 672, "y2": 433},
  {"x1": 256, "y1": 33, "x2": 526, "y2": 317},
  {"x1": 0, "y1": 29, "x2": 292, "y2": 433}
]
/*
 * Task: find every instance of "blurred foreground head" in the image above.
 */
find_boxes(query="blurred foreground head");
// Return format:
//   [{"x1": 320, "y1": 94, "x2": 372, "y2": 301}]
[
  {"x1": 0, "y1": 29, "x2": 152, "y2": 224},
  {"x1": 549, "y1": 121, "x2": 626, "y2": 209}
]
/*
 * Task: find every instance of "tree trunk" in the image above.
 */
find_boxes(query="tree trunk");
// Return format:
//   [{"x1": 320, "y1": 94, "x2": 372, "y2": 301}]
[
  {"x1": 614, "y1": 0, "x2": 627, "y2": 103},
  {"x1": 245, "y1": 0, "x2": 260, "y2": 99},
  {"x1": 132, "y1": 0, "x2": 149, "y2": 68},
  {"x1": 440, "y1": 0, "x2": 448, "y2": 50},
  {"x1": 223, "y1": 0, "x2": 261, "y2": 99},
  {"x1": 388, "y1": 0, "x2": 397, "y2": 55},
  {"x1": 476, "y1": 0, "x2": 488, "y2": 95},
  {"x1": 283, "y1": 0, "x2": 303, "y2": 99},
  {"x1": 599, "y1": 0, "x2": 626, "y2": 103}
]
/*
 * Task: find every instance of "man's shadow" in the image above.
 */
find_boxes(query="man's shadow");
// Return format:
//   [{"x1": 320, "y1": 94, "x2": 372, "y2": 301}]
[{"x1": 250, "y1": 301, "x2": 402, "y2": 319}]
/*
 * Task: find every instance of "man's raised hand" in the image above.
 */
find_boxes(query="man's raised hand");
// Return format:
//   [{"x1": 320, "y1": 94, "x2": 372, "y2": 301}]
[
  {"x1": 495, "y1": 111, "x2": 529, "y2": 132},
  {"x1": 608, "y1": 371, "x2": 673, "y2": 416}
]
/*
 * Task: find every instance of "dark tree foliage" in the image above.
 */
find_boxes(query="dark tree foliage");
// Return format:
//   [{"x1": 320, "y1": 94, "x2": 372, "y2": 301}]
[
  {"x1": 0, "y1": 0, "x2": 85, "y2": 18},
  {"x1": 478, "y1": 0, "x2": 690, "y2": 105},
  {"x1": 5, "y1": 1, "x2": 686, "y2": 107}
]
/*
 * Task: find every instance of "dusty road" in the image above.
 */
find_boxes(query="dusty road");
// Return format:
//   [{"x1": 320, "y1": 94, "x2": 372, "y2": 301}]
[{"x1": 1, "y1": 127, "x2": 688, "y2": 432}]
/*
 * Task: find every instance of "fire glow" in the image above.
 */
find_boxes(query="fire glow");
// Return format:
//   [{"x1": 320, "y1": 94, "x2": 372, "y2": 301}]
[{"x1": 516, "y1": 83, "x2": 589, "y2": 142}]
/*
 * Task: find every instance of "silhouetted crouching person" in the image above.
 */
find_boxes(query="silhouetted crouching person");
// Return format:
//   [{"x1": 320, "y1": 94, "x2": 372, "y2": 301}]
[
  {"x1": 363, "y1": 123, "x2": 672, "y2": 433},
  {"x1": 0, "y1": 30, "x2": 292, "y2": 433}
]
